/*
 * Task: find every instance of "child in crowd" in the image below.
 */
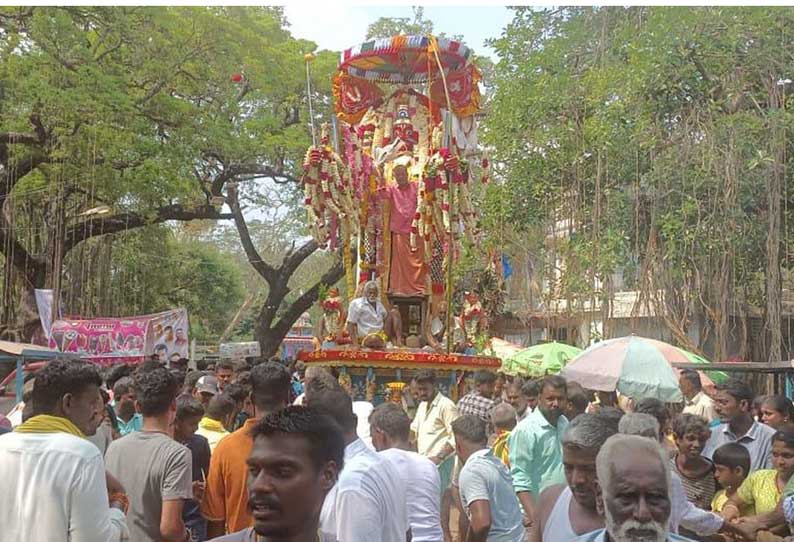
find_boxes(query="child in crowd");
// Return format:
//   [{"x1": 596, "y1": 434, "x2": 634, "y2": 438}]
[
  {"x1": 670, "y1": 413, "x2": 716, "y2": 510},
  {"x1": 722, "y1": 427, "x2": 794, "y2": 523},
  {"x1": 712, "y1": 442, "x2": 752, "y2": 516}
]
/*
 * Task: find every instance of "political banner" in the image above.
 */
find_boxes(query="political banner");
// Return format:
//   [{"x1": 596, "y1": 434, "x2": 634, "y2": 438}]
[
  {"x1": 145, "y1": 309, "x2": 190, "y2": 364},
  {"x1": 49, "y1": 309, "x2": 189, "y2": 365}
]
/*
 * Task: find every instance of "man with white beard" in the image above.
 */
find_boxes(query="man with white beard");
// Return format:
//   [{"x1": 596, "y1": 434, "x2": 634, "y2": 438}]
[{"x1": 574, "y1": 434, "x2": 693, "y2": 542}]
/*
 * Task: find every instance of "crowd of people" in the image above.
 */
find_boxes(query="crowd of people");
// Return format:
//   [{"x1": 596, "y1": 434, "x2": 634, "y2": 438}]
[{"x1": 4, "y1": 354, "x2": 794, "y2": 542}]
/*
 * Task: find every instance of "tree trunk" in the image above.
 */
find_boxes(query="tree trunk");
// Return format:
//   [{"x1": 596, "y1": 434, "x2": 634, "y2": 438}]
[{"x1": 765, "y1": 78, "x2": 784, "y2": 364}]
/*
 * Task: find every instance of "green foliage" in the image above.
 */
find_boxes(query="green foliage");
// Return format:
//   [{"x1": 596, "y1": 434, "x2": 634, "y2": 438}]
[
  {"x1": 366, "y1": 7, "x2": 434, "y2": 39},
  {"x1": 486, "y1": 6, "x2": 794, "y2": 355},
  {"x1": 91, "y1": 227, "x2": 245, "y2": 342},
  {"x1": 0, "y1": 7, "x2": 341, "y2": 345}
]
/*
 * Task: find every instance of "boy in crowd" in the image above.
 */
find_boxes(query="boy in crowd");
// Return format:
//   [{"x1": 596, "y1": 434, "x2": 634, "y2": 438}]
[
  {"x1": 113, "y1": 376, "x2": 142, "y2": 436},
  {"x1": 174, "y1": 396, "x2": 211, "y2": 542},
  {"x1": 489, "y1": 402, "x2": 517, "y2": 467},
  {"x1": 214, "y1": 360, "x2": 235, "y2": 392},
  {"x1": 197, "y1": 394, "x2": 236, "y2": 452},
  {"x1": 712, "y1": 442, "x2": 753, "y2": 516}
]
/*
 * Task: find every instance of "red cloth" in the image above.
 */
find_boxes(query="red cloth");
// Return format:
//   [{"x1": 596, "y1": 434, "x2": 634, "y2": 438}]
[{"x1": 389, "y1": 233, "x2": 426, "y2": 296}]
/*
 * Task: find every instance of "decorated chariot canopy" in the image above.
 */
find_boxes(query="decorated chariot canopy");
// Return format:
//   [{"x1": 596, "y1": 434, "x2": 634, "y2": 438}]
[
  {"x1": 339, "y1": 35, "x2": 473, "y2": 83},
  {"x1": 302, "y1": 34, "x2": 488, "y2": 319}
]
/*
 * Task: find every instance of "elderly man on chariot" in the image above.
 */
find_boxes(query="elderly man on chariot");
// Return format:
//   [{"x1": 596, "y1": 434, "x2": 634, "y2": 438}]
[{"x1": 346, "y1": 280, "x2": 403, "y2": 349}]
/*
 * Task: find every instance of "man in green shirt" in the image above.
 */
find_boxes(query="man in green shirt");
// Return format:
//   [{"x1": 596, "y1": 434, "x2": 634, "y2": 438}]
[{"x1": 508, "y1": 375, "x2": 568, "y2": 528}]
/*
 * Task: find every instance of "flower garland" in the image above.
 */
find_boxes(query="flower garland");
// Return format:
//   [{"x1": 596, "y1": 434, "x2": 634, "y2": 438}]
[{"x1": 301, "y1": 125, "x2": 359, "y2": 249}]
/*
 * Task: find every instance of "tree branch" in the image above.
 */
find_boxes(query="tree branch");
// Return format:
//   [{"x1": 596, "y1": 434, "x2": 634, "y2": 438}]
[
  {"x1": 210, "y1": 162, "x2": 300, "y2": 195},
  {"x1": 270, "y1": 251, "x2": 348, "y2": 340},
  {"x1": 236, "y1": 80, "x2": 252, "y2": 103},
  {"x1": 1, "y1": 151, "x2": 51, "y2": 197},
  {"x1": 29, "y1": 113, "x2": 48, "y2": 144},
  {"x1": 280, "y1": 238, "x2": 319, "y2": 279},
  {"x1": 62, "y1": 203, "x2": 233, "y2": 252},
  {"x1": 0, "y1": 224, "x2": 45, "y2": 287},
  {"x1": 226, "y1": 182, "x2": 277, "y2": 283},
  {"x1": 0, "y1": 133, "x2": 41, "y2": 145}
]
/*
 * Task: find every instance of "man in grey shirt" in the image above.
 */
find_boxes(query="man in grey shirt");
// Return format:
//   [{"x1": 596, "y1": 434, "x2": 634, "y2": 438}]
[
  {"x1": 453, "y1": 414, "x2": 524, "y2": 542},
  {"x1": 701, "y1": 378, "x2": 775, "y2": 472},
  {"x1": 106, "y1": 363, "x2": 193, "y2": 542}
]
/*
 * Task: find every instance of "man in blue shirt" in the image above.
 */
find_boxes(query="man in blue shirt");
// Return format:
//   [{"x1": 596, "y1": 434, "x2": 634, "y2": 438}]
[
  {"x1": 113, "y1": 376, "x2": 142, "y2": 436},
  {"x1": 701, "y1": 378, "x2": 775, "y2": 472},
  {"x1": 509, "y1": 375, "x2": 569, "y2": 527},
  {"x1": 453, "y1": 414, "x2": 524, "y2": 542}
]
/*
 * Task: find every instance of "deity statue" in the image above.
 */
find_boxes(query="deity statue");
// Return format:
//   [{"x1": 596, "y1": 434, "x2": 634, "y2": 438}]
[
  {"x1": 338, "y1": 372, "x2": 353, "y2": 395},
  {"x1": 365, "y1": 377, "x2": 378, "y2": 403},
  {"x1": 318, "y1": 288, "x2": 351, "y2": 347},
  {"x1": 376, "y1": 154, "x2": 427, "y2": 298},
  {"x1": 460, "y1": 291, "x2": 487, "y2": 351},
  {"x1": 385, "y1": 382, "x2": 406, "y2": 404}
]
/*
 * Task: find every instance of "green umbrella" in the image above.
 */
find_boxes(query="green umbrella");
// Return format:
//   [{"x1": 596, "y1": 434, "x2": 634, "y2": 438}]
[
  {"x1": 675, "y1": 348, "x2": 729, "y2": 385},
  {"x1": 504, "y1": 342, "x2": 583, "y2": 377}
]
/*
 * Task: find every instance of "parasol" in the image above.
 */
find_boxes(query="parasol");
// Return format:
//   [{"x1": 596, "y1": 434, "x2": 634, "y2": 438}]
[
  {"x1": 339, "y1": 35, "x2": 472, "y2": 84},
  {"x1": 332, "y1": 35, "x2": 482, "y2": 124},
  {"x1": 675, "y1": 348, "x2": 729, "y2": 386},
  {"x1": 503, "y1": 342, "x2": 583, "y2": 378},
  {"x1": 561, "y1": 336, "x2": 686, "y2": 402}
]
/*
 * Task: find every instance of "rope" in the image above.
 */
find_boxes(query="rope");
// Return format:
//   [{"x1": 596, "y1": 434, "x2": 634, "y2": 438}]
[
  {"x1": 429, "y1": 35, "x2": 457, "y2": 354},
  {"x1": 305, "y1": 57, "x2": 317, "y2": 147}
]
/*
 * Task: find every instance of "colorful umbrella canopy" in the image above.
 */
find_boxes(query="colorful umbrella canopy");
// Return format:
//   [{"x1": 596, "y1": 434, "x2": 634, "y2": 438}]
[
  {"x1": 503, "y1": 342, "x2": 583, "y2": 378},
  {"x1": 675, "y1": 348, "x2": 729, "y2": 385},
  {"x1": 339, "y1": 35, "x2": 472, "y2": 84},
  {"x1": 561, "y1": 336, "x2": 686, "y2": 402}
]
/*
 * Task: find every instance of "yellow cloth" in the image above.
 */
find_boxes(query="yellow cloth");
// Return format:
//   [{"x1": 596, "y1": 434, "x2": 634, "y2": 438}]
[
  {"x1": 491, "y1": 430, "x2": 511, "y2": 467},
  {"x1": 712, "y1": 489, "x2": 755, "y2": 516},
  {"x1": 363, "y1": 330, "x2": 388, "y2": 343},
  {"x1": 736, "y1": 469, "x2": 781, "y2": 515},
  {"x1": 15, "y1": 414, "x2": 85, "y2": 438},
  {"x1": 196, "y1": 416, "x2": 230, "y2": 453},
  {"x1": 410, "y1": 392, "x2": 459, "y2": 458}
]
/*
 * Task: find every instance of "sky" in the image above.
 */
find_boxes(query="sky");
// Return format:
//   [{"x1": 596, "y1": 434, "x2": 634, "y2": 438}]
[{"x1": 282, "y1": 5, "x2": 515, "y2": 61}]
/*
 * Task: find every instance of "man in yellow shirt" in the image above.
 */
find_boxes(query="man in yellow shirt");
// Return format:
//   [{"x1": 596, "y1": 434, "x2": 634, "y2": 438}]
[
  {"x1": 410, "y1": 370, "x2": 459, "y2": 463},
  {"x1": 410, "y1": 369, "x2": 459, "y2": 542},
  {"x1": 197, "y1": 394, "x2": 236, "y2": 452},
  {"x1": 680, "y1": 369, "x2": 718, "y2": 422}
]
